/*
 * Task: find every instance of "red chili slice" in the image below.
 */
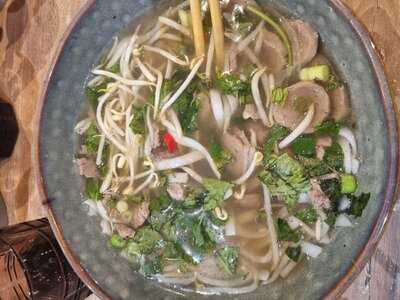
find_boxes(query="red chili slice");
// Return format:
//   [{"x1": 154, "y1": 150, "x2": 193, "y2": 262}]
[{"x1": 163, "y1": 133, "x2": 177, "y2": 153}]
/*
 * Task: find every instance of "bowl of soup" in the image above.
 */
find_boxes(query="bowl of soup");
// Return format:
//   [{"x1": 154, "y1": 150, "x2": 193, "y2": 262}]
[{"x1": 38, "y1": 0, "x2": 398, "y2": 299}]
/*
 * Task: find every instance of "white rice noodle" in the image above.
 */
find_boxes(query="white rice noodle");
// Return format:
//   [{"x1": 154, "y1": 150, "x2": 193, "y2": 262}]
[
  {"x1": 280, "y1": 260, "x2": 298, "y2": 278},
  {"x1": 165, "y1": 59, "x2": 174, "y2": 80},
  {"x1": 301, "y1": 241, "x2": 322, "y2": 258},
  {"x1": 209, "y1": 89, "x2": 225, "y2": 130},
  {"x1": 100, "y1": 171, "x2": 113, "y2": 193},
  {"x1": 171, "y1": 133, "x2": 221, "y2": 178},
  {"x1": 74, "y1": 118, "x2": 92, "y2": 135},
  {"x1": 160, "y1": 32, "x2": 183, "y2": 42},
  {"x1": 197, "y1": 278, "x2": 258, "y2": 295},
  {"x1": 133, "y1": 172, "x2": 157, "y2": 195},
  {"x1": 254, "y1": 29, "x2": 264, "y2": 55},
  {"x1": 120, "y1": 26, "x2": 140, "y2": 79},
  {"x1": 168, "y1": 172, "x2": 189, "y2": 183},
  {"x1": 196, "y1": 273, "x2": 252, "y2": 287},
  {"x1": 96, "y1": 90, "x2": 127, "y2": 152},
  {"x1": 338, "y1": 196, "x2": 351, "y2": 212},
  {"x1": 338, "y1": 136, "x2": 352, "y2": 174},
  {"x1": 160, "y1": 57, "x2": 204, "y2": 114},
  {"x1": 135, "y1": 58, "x2": 156, "y2": 82},
  {"x1": 222, "y1": 95, "x2": 232, "y2": 133},
  {"x1": 235, "y1": 22, "x2": 264, "y2": 54},
  {"x1": 233, "y1": 151, "x2": 263, "y2": 184},
  {"x1": 155, "y1": 274, "x2": 195, "y2": 286},
  {"x1": 262, "y1": 184, "x2": 280, "y2": 268},
  {"x1": 106, "y1": 37, "x2": 130, "y2": 69},
  {"x1": 205, "y1": 34, "x2": 215, "y2": 80},
  {"x1": 335, "y1": 214, "x2": 353, "y2": 227},
  {"x1": 158, "y1": 16, "x2": 191, "y2": 37},
  {"x1": 154, "y1": 151, "x2": 205, "y2": 170},
  {"x1": 267, "y1": 255, "x2": 290, "y2": 283},
  {"x1": 153, "y1": 69, "x2": 164, "y2": 118},
  {"x1": 96, "y1": 133, "x2": 106, "y2": 165},
  {"x1": 241, "y1": 248, "x2": 271, "y2": 264},
  {"x1": 181, "y1": 166, "x2": 203, "y2": 183},
  {"x1": 287, "y1": 216, "x2": 316, "y2": 238},
  {"x1": 251, "y1": 68, "x2": 269, "y2": 125},
  {"x1": 92, "y1": 69, "x2": 155, "y2": 86},
  {"x1": 278, "y1": 104, "x2": 315, "y2": 149},
  {"x1": 143, "y1": 45, "x2": 189, "y2": 66}
]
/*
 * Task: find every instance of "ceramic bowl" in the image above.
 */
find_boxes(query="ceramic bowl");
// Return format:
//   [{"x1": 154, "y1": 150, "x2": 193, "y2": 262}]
[{"x1": 38, "y1": 0, "x2": 398, "y2": 299}]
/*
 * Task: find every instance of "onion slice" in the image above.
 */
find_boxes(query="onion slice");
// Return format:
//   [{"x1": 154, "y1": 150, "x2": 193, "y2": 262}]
[{"x1": 209, "y1": 89, "x2": 225, "y2": 130}]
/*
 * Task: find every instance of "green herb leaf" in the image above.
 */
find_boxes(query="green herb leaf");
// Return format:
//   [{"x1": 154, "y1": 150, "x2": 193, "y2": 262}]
[
  {"x1": 297, "y1": 156, "x2": 330, "y2": 177},
  {"x1": 203, "y1": 178, "x2": 233, "y2": 210},
  {"x1": 276, "y1": 218, "x2": 301, "y2": 242},
  {"x1": 291, "y1": 136, "x2": 316, "y2": 157},
  {"x1": 271, "y1": 87, "x2": 289, "y2": 105},
  {"x1": 347, "y1": 193, "x2": 370, "y2": 217},
  {"x1": 141, "y1": 257, "x2": 163, "y2": 277},
  {"x1": 315, "y1": 121, "x2": 341, "y2": 137},
  {"x1": 85, "y1": 179, "x2": 101, "y2": 201},
  {"x1": 286, "y1": 246, "x2": 301, "y2": 262},
  {"x1": 215, "y1": 72, "x2": 252, "y2": 105},
  {"x1": 216, "y1": 246, "x2": 239, "y2": 275},
  {"x1": 325, "y1": 74, "x2": 340, "y2": 92},
  {"x1": 210, "y1": 141, "x2": 233, "y2": 170},
  {"x1": 150, "y1": 193, "x2": 172, "y2": 212},
  {"x1": 263, "y1": 125, "x2": 289, "y2": 162},
  {"x1": 84, "y1": 124, "x2": 101, "y2": 154},
  {"x1": 133, "y1": 227, "x2": 164, "y2": 255},
  {"x1": 130, "y1": 105, "x2": 146, "y2": 135},
  {"x1": 109, "y1": 234, "x2": 126, "y2": 249},
  {"x1": 295, "y1": 206, "x2": 318, "y2": 224},
  {"x1": 323, "y1": 142, "x2": 344, "y2": 171}
]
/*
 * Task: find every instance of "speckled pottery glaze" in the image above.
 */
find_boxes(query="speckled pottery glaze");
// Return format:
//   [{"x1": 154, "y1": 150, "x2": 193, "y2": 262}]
[{"x1": 39, "y1": 0, "x2": 398, "y2": 299}]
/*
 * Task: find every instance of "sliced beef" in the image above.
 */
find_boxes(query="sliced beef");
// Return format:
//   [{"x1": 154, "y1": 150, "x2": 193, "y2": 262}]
[
  {"x1": 115, "y1": 223, "x2": 135, "y2": 239},
  {"x1": 259, "y1": 29, "x2": 287, "y2": 73},
  {"x1": 288, "y1": 20, "x2": 318, "y2": 66},
  {"x1": 76, "y1": 158, "x2": 98, "y2": 178},
  {"x1": 130, "y1": 201, "x2": 150, "y2": 229},
  {"x1": 271, "y1": 81, "x2": 330, "y2": 133},
  {"x1": 243, "y1": 120, "x2": 269, "y2": 146},
  {"x1": 308, "y1": 179, "x2": 330, "y2": 209},
  {"x1": 330, "y1": 86, "x2": 350, "y2": 121},
  {"x1": 221, "y1": 127, "x2": 254, "y2": 178},
  {"x1": 167, "y1": 183, "x2": 185, "y2": 201}
]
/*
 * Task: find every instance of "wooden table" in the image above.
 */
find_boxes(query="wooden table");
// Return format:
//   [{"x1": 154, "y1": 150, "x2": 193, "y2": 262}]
[{"x1": 0, "y1": 0, "x2": 398, "y2": 298}]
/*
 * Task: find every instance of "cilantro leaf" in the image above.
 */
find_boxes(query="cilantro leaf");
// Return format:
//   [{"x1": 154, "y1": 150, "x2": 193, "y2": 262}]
[
  {"x1": 263, "y1": 125, "x2": 289, "y2": 162},
  {"x1": 203, "y1": 178, "x2": 233, "y2": 210},
  {"x1": 215, "y1": 72, "x2": 252, "y2": 105},
  {"x1": 347, "y1": 193, "x2": 370, "y2": 217},
  {"x1": 141, "y1": 257, "x2": 163, "y2": 277},
  {"x1": 216, "y1": 246, "x2": 239, "y2": 275},
  {"x1": 210, "y1": 141, "x2": 233, "y2": 170},
  {"x1": 130, "y1": 105, "x2": 146, "y2": 135},
  {"x1": 286, "y1": 246, "x2": 301, "y2": 262},
  {"x1": 323, "y1": 142, "x2": 344, "y2": 171},
  {"x1": 132, "y1": 227, "x2": 164, "y2": 255},
  {"x1": 85, "y1": 179, "x2": 101, "y2": 201},
  {"x1": 294, "y1": 206, "x2": 318, "y2": 224},
  {"x1": 276, "y1": 218, "x2": 301, "y2": 242},
  {"x1": 84, "y1": 124, "x2": 101, "y2": 154},
  {"x1": 297, "y1": 156, "x2": 330, "y2": 177},
  {"x1": 271, "y1": 87, "x2": 289, "y2": 105},
  {"x1": 315, "y1": 121, "x2": 341, "y2": 137},
  {"x1": 291, "y1": 135, "x2": 316, "y2": 157}
]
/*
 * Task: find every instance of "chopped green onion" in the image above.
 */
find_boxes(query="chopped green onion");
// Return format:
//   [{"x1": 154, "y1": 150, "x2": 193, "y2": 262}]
[
  {"x1": 110, "y1": 234, "x2": 127, "y2": 249},
  {"x1": 116, "y1": 200, "x2": 129, "y2": 213},
  {"x1": 300, "y1": 65, "x2": 331, "y2": 82},
  {"x1": 272, "y1": 87, "x2": 289, "y2": 105},
  {"x1": 340, "y1": 174, "x2": 357, "y2": 194}
]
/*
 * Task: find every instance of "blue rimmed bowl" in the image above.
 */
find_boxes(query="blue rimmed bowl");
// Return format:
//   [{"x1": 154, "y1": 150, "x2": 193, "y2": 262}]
[{"x1": 37, "y1": 0, "x2": 398, "y2": 299}]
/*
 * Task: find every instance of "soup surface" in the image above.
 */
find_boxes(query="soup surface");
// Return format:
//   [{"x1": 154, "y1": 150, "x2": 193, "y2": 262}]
[{"x1": 75, "y1": 0, "x2": 370, "y2": 294}]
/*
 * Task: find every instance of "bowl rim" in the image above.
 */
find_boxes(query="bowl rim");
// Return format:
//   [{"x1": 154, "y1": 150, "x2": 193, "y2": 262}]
[{"x1": 34, "y1": 0, "x2": 399, "y2": 299}]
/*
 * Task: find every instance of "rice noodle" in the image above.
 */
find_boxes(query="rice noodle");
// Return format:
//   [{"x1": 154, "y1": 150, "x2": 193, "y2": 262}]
[
  {"x1": 278, "y1": 104, "x2": 315, "y2": 149},
  {"x1": 143, "y1": 45, "x2": 189, "y2": 66},
  {"x1": 158, "y1": 16, "x2": 192, "y2": 37},
  {"x1": 262, "y1": 184, "x2": 279, "y2": 268},
  {"x1": 209, "y1": 89, "x2": 224, "y2": 130},
  {"x1": 181, "y1": 166, "x2": 203, "y2": 183},
  {"x1": 205, "y1": 33, "x2": 215, "y2": 79},
  {"x1": 233, "y1": 152, "x2": 263, "y2": 184},
  {"x1": 254, "y1": 29, "x2": 264, "y2": 54},
  {"x1": 92, "y1": 69, "x2": 155, "y2": 86},
  {"x1": 154, "y1": 151, "x2": 205, "y2": 170},
  {"x1": 160, "y1": 57, "x2": 204, "y2": 114},
  {"x1": 251, "y1": 68, "x2": 269, "y2": 126}
]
